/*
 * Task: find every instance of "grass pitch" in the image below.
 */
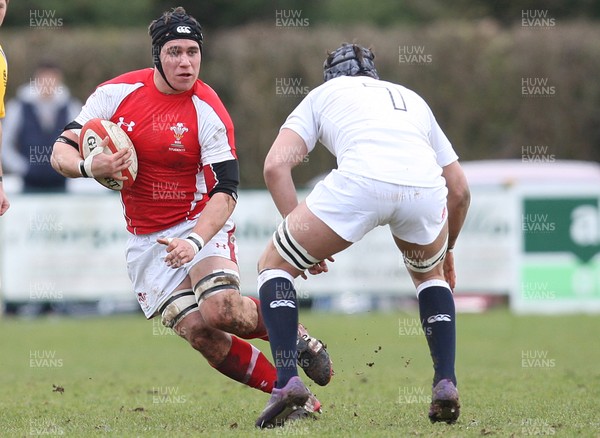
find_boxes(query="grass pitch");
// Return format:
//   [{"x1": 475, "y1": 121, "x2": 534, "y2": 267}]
[{"x1": 0, "y1": 308, "x2": 598, "y2": 437}]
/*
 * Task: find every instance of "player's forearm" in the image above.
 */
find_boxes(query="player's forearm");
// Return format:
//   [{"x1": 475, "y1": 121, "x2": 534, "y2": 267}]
[
  {"x1": 51, "y1": 129, "x2": 85, "y2": 178},
  {"x1": 51, "y1": 140, "x2": 84, "y2": 178},
  {"x1": 191, "y1": 192, "x2": 236, "y2": 243},
  {"x1": 443, "y1": 161, "x2": 470, "y2": 249},
  {"x1": 447, "y1": 191, "x2": 470, "y2": 249}
]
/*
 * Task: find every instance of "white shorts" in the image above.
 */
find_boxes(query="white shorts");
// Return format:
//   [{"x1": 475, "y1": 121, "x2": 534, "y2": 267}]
[
  {"x1": 305, "y1": 170, "x2": 447, "y2": 244},
  {"x1": 126, "y1": 218, "x2": 238, "y2": 318}
]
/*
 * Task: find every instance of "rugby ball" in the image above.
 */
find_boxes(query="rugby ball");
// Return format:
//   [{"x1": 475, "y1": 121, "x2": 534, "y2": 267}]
[{"x1": 79, "y1": 118, "x2": 138, "y2": 191}]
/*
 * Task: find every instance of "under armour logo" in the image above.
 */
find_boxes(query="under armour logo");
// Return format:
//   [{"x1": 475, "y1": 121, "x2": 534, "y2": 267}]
[
  {"x1": 117, "y1": 117, "x2": 135, "y2": 132},
  {"x1": 427, "y1": 314, "x2": 452, "y2": 323},
  {"x1": 176, "y1": 26, "x2": 192, "y2": 34},
  {"x1": 269, "y1": 300, "x2": 296, "y2": 309}
]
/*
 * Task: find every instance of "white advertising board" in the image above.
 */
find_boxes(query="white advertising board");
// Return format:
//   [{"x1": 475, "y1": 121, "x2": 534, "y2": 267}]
[
  {"x1": 511, "y1": 184, "x2": 600, "y2": 314},
  {"x1": 0, "y1": 193, "x2": 134, "y2": 304},
  {"x1": 4, "y1": 159, "x2": 599, "y2": 314},
  {"x1": 452, "y1": 185, "x2": 517, "y2": 294},
  {"x1": 0, "y1": 187, "x2": 520, "y2": 306}
]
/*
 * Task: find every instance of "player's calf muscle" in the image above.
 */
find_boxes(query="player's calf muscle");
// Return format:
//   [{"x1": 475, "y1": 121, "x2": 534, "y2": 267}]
[
  {"x1": 176, "y1": 314, "x2": 230, "y2": 363},
  {"x1": 202, "y1": 292, "x2": 256, "y2": 335}
]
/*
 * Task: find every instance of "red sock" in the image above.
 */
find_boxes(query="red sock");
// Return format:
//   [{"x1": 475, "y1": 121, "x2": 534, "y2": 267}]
[
  {"x1": 238, "y1": 296, "x2": 269, "y2": 341},
  {"x1": 213, "y1": 336, "x2": 275, "y2": 393}
]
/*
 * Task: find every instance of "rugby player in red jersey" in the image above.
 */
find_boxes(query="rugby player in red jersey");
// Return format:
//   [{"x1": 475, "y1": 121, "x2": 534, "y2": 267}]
[{"x1": 51, "y1": 7, "x2": 331, "y2": 422}]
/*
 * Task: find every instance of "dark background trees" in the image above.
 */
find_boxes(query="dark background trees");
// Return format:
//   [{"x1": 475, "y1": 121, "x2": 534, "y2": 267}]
[
  {"x1": 5, "y1": 0, "x2": 600, "y2": 28},
  {"x1": 3, "y1": 1, "x2": 598, "y2": 187}
]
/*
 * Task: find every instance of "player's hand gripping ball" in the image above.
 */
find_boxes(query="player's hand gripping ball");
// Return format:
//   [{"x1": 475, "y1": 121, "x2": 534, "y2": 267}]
[{"x1": 79, "y1": 118, "x2": 138, "y2": 191}]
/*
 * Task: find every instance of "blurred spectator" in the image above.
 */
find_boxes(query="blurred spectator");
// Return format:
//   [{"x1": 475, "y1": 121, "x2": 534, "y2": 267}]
[
  {"x1": 2, "y1": 61, "x2": 80, "y2": 192},
  {"x1": 0, "y1": 0, "x2": 10, "y2": 214}
]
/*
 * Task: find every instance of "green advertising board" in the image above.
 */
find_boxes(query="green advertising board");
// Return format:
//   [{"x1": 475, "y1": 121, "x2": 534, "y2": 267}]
[{"x1": 514, "y1": 189, "x2": 600, "y2": 313}]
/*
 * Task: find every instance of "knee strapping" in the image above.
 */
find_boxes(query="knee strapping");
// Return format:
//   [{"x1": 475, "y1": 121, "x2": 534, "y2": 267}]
[
  {"x1": 404, "y1": 236, "x2": 448, "y2": 273},
  {"x1": 272, "y1": 218, "x2": 320, "y2": 271},
  {"x1": 159, "y1": 289, "x2": 198, "y2": 328},
  {"x1": 193, "y1": 269, "x2": 240, "y2": 303}
]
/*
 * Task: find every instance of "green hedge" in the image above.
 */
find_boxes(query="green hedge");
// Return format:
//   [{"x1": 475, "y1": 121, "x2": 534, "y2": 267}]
[{"x1": 3, "y1": 21, "x2": 599, "y2": 187}]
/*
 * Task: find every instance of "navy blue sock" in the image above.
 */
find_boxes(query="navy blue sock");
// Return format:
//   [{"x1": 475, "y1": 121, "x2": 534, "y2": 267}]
[
  {"x1": 259, "y1": 276, "x2": 299, "y2": 389},
  {"x1": 418, "y1": 284, "x2": 457, "y2": 386}
]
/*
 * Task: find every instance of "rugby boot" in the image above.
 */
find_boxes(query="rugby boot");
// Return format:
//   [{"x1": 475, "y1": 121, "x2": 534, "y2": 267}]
[
  {"x1": 297, "y1": 323, "x2": 334, "y2": 386},
  {"x1": 428, "y1": 379, "x2": 460, "y2": 424},
  {"x1": 255, "y1": 376, "x2": 310, "y2": 428}
]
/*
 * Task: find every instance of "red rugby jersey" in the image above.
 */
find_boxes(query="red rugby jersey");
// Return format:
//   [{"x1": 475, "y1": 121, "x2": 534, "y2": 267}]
[{"x1": 75, "y1": 69, "x2": 237, "y2": 234}]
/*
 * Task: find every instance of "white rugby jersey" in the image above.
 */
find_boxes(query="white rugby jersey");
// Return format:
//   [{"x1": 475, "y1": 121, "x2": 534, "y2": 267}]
[
  {"x1": 74, "y1": 69, "x2": 237, "y2": 235},
  {"x1": 282, "y1": 75, "x2": 458, "y2": 187}
]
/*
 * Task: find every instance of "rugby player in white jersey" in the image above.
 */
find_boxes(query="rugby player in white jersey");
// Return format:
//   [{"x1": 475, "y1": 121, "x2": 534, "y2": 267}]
[
  {"x1": 51, "y1": 7, "x2": 331, "y2": 423},
  {"x1": 254, "y1": 43, "x2": 470, "y2": 428}
]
